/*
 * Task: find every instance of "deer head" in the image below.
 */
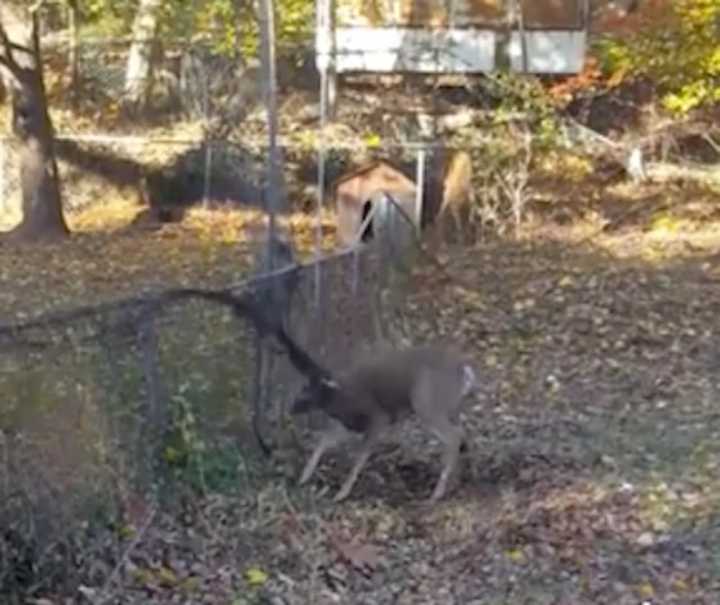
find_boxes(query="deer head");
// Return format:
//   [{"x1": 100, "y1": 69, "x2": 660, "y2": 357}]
[{"x1": 290, "y1": 377, "x2": 340, "y2": 415}]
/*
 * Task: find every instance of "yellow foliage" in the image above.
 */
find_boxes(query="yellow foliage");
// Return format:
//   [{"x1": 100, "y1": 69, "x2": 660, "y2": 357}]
[
  {"x1": 505, "y1": 548, "x2": 526, "y2": 563},
  {"x1": 637, "y1": 581, "x2": 655, "y2": 598},
  {"x1": 537, "y1": 152, "x2": 593, "y2": 181},
  {"x1": 649, "y1": 214, "x2": 682, "y2": 235},
  {"x1": 364, "y1": 133, "x2": 382, "y2": 149},
  {"x1": 244, "y1": 567, "x2": 269, "y2": 586},
  {"x1": 598, "y1": 0, "x2": 720, "y2": 113}
]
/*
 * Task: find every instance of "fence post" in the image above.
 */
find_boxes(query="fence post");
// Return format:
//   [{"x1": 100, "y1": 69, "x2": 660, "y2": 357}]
[
  {"x1": 137, "y1": 316, "x2": 167, "y2": 488},
  {"x1": 0, "y1": 138, "x2": 5, "y2": 218},
  {"x1": 415, "y1": 147, "x2": 426, "y2": 233},
  {"x1": 202, "y1": 139, "x2": 213, "y2": 208}
]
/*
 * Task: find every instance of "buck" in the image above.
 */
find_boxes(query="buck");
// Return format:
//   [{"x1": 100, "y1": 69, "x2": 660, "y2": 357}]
[
  {"x1": 175, "y1": 288, "x2": 476, "y2": 502},
  {"x1": 289, "y1": 345, "x2": 477, "y2": 503}
]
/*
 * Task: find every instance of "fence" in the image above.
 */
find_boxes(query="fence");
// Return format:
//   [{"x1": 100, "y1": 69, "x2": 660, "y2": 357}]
[
  {"x1": 0, "y1": 222, "x2": 417, "y2": 597},
  {"x1": 0, "y1": 132, "x2": 547, "y2": 248},
  {"x1": 0, "y1": 134, "x2": 276, "y2": 216},
  {"x1": 0, "y1": 4, "x2": 586, "y2": 234}
]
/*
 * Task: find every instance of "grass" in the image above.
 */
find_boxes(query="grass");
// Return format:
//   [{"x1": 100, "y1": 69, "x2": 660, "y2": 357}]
[{"x1": 1, "y1": 184, "x2": 720, "y2": 602}]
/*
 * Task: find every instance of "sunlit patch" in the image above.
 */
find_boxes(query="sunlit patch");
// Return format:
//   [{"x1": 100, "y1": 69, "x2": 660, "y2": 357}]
[
  {"x1": 68, "y1": 197, "x2": 144, "y2": 232},
  {"x1": 1, "y1": 199, "x2": 340, "y2": 322},
  {"x1": 648, "y1": 213, "x2": 683, "y2": 237}
]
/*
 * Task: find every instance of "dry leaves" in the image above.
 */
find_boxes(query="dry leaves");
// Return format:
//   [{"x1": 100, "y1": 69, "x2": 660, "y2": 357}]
[{"x1": 328, "y1": 529, "x2": 383, "y2": 577}]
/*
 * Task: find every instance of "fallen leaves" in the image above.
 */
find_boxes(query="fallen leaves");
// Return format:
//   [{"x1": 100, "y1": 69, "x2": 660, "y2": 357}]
[
  {"x1": 4, "y1": 196, "x2": 720, "y2": 604},
  {"x1": 0, "y1": 205, "x2": 338, "y2": 324},
  {"x1": 505, "y1": 548, "x2": 526, "y2": 563},
  {"x1": 244, "y1": 566, "x2": 269, "y2": 586},
  {"x1": 328, "y1": 527, "x2": 384, "y2": 578}
]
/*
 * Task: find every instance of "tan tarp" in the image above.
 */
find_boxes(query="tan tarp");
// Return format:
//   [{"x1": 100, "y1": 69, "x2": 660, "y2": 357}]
[
  {"x1": 338, "y1": 0, "x2": 582, "y2": 28},
  {"x1": 522, "y1": 0, "x2": 582, "y2": 27}
]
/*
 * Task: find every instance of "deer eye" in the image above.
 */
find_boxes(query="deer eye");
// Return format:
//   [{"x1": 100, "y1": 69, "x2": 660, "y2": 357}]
[{"x1": 321, "y1": 378, "x2": 339, "y2": 390}]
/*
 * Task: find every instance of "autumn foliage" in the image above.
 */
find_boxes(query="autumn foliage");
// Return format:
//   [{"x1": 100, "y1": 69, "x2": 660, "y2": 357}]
[{"x1": 595, "y1": 0, "x2": 720, "y2": 113}]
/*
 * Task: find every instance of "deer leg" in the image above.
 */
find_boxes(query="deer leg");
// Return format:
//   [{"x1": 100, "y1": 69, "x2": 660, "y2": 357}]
[
  {"x1": 252, "y1": 335, "x2": 272, "y2": 455},
  {"x1": 412, "y1": 372, "x2": 467, "y2": 503},
  {"x1": 429, "y1": 419, "x2": 464, "y2": 503},
  {"x1": 299, "y1": 421, "x2": 348, "y2": 485},
  {"x1": 333, "y1": 425, "x2": 383, "y2": 502},
  {"x1": 453, "y1": 205, "x2": 464, "y2": 244}
]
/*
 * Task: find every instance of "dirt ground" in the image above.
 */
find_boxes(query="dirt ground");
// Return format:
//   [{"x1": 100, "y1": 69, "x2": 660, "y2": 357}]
[
  {"x1": 166, "y1": 232, "x2": 720, "y2": 605},
  {"x1": 2, "y1": 183, "x2": 720, "y2": 604}
]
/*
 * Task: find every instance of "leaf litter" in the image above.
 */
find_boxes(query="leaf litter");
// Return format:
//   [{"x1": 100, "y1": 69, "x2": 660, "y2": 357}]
[{"x1": 2, "y1": 206, "x2": 720, "y2": 604}]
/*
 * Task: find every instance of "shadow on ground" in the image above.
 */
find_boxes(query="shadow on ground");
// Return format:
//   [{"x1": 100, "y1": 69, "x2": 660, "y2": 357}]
[{"x1": 1, "y1": 214, "x2": 720, "y2": 604}]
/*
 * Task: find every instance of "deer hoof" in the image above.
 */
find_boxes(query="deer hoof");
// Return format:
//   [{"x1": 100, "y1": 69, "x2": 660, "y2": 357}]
[
  {"x1": 429, "y1": 484, "x2": 447, "y2": 503},
  {"x1": 333, "y1": 488, "x2": 352, "y2": 502}
]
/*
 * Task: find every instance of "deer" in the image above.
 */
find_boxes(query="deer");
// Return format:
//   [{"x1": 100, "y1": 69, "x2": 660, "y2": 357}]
[
  {"x1": 288, "y1": 344, "x2": 477, "y2": 503},
  {"x1": 173, "y1": 287, "x2": 476, "y2": 503},
  {"x1": 434, "y1": 149, "x2": 475, "y2": 244}
]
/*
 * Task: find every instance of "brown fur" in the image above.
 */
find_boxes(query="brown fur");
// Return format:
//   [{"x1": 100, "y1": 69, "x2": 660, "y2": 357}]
[
  {"x1": 291, "y1": 345, "x2": 476, "y2": 502},
  {"x1": 436, "y1": 150, "x2": 474, "y2": 243}
]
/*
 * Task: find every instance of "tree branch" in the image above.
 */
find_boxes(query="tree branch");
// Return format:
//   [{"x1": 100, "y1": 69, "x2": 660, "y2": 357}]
[
  {"x1": 0, "y1": 13, "x2": 21, "y2": 73},
  {"x1": 0, "y1": 282, "x2": 332, "y2": 384},
  {"x1": 0, "y1": 4, "x2": 41, "y2": 75},
  {"x1": 0, "y1": 20, "x2": 15, "y2": 70}
]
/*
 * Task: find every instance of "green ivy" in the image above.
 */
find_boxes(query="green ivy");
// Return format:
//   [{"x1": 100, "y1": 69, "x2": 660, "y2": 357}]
[{"x1": 78, "y1": 0, "x2": 314, "y2": 60}]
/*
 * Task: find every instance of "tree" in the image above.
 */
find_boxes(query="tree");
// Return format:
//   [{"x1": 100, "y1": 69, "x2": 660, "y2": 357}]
[
  {"x1": 597, "y1": 0, "x2": 720, "y2": 114},
  {"x1": 0, "y1": 2, "x2": 68, "y2": 240},
  {"x1": 122, "y1": 0, "x2": 163, "y2": 112}
]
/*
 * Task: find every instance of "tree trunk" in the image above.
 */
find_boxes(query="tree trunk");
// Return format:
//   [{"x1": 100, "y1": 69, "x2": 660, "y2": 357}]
[
  {"x1": 67, "y1": 0, "x2": 80, "y2": 105},
  {"x1": 256, "y1": 0, "x2": 286, "y2": 220},
  {"x1": 122, "y1": 0, "x2": 163, "y2": 112},
  {"x1": 0, "y1": 4, "x2": 68, "y2": 240}
]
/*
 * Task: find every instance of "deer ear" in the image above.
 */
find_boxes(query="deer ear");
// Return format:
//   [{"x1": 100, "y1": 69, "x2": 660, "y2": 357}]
[{"x1": 321, "y1": 377, "x2": 339, "y2": 390}]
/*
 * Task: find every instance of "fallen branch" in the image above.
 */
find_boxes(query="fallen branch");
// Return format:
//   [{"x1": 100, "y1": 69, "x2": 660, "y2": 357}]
[
  {"x1": 93, "y1": 505, "x2": 157, "y2": 605},
  {"x1": 644, "y1": 161, "x2": 720, "y2": 185}
]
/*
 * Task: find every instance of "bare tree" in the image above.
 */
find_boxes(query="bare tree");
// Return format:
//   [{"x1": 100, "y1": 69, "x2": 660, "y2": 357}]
[
  {"x1": 122, "y1": 0, "x2": 163, "y2": 113},
  {"x1": 497, "y1": 124, "x2": 533, "y2": 231},
  {"x1": 253, "y1": 0, "x2": 298, "y2": 455},
  {"x1": 66, "y1": 0, "x2": 80, "y2": 102},
  {"x1": 0, "y1": 2, "x2": 68, "y2": 240}
]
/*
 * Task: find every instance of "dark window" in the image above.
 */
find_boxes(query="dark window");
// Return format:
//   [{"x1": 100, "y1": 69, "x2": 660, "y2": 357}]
[{"x1": 360, "y1": 200, "x2": 374, "y2": 242}]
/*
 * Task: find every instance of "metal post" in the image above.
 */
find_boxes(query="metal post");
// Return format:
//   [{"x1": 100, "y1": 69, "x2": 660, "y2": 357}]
[
  {"x1": 315, "y1": 0, "x2": 332, "y2": 308},
  {"x1": 202, "y1": 68, "x2": 212, "y2": 208},
  {"x1": 257, "y1": 0, "x2": 283, "y2": 259},
  {"x1": 202, "y1": 139, "x2": 213, "y2": 208},
  {"x1": 0, "y1": 139, "x2": 5, "y2": 217},
  {"x1": 580, "y1": 0, "x2": 591, "y2": 28},
  {"x1": 327, "y1": 68, "x2": 337, "y2": 120},
  {"x1": 414, "y1": 147, "x2": 426, "y2": 233},
  {"x1": 517, "y1": 0, "x2": 528, "y2": 74}
]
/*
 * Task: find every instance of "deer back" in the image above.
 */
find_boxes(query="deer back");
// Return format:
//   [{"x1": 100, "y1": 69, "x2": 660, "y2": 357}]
[{"x1": 325, "y1": 345, "x2": 473, "y2": 431}]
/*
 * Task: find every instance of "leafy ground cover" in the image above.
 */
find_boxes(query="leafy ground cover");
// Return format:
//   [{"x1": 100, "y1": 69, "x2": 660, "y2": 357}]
[{"x1": 1, "y1": 179, "x2": 720, "y2": 604}]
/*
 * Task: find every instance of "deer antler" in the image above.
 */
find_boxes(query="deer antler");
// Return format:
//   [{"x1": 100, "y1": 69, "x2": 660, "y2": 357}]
[
  {"x1": 172, "y1": 288, "x2": 332, "y2": 382},
  {"x1": 272, "y1": 324, "x2": 333, "y2": 382}
]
